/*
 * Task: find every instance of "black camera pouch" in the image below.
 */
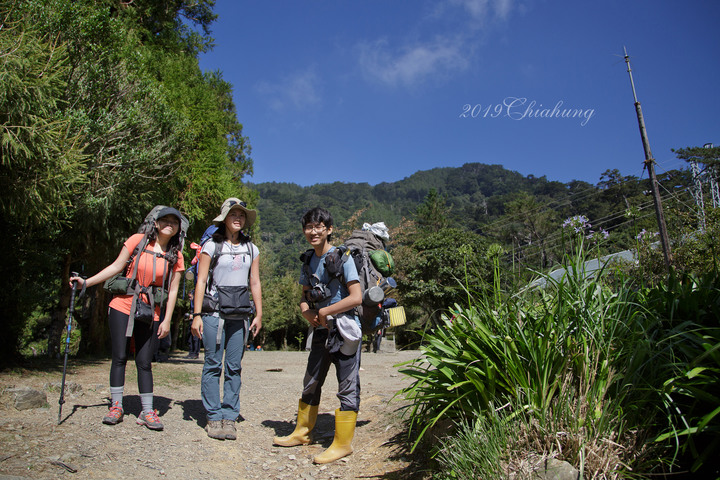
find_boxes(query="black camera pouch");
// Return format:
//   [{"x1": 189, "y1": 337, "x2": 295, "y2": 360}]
[
  {"x1": 216, "y1": 285, "x2": 252, "y2": 319},
  {"x1": 134, "y1": 299, "x2": 154, "y2": 324},
  {"x1": 324, "y1": 246, "x2": 348, "y2": 278}
]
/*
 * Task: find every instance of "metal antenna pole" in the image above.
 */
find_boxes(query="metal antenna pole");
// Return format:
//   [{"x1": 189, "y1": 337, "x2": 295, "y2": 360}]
[
  {"x1": 624, "y1": 47, "x2": 672, "y2": 270},
  {"x1": 691, "y1": 160, "x2": 707, "y2": 231},
  {"x1": 704, "y1": 143, "x2": 720, "y2": 209}
]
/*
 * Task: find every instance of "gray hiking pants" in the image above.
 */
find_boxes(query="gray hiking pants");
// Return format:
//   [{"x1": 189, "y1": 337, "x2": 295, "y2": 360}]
[{"x1": 301, "y1": 327, "x2": 362, "y2": 412}]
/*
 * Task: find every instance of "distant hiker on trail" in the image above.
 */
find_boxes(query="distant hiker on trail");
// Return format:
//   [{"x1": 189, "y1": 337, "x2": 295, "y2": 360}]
[
  {"x1": 273, "y1": 207, "x2": 363, "y2": 464},
  {"x1": 372, "y1": 328, "x2": 383, "y2": 353},
  {"x1": 191, "y1": 198, "x2": 262, "y2": 441},
  {"x1": 69, "y1": 207, "x2": 186, "y2": 431},
  {"x1": 185, "y1": 320, "x2": 202, "y2": 359}
]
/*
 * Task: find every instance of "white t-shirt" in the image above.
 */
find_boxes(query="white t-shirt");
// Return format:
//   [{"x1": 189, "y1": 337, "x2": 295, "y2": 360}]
[{"x1": 201, "y1": 240, "x2": 259, "y2": 295}]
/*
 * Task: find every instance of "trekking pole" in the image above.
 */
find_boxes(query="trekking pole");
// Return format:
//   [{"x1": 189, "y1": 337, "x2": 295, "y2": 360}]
[{"x1": 58, "y1": 273, "x2": 83, "y2": 425}]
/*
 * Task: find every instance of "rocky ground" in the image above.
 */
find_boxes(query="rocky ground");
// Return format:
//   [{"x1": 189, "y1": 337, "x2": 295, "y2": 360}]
[{"x1": 0, "y1": 348, "x2": 427, "y2": 480}]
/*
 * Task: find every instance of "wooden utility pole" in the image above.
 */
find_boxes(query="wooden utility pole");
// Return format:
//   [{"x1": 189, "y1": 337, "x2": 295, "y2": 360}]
[{"x1": 624, "y1": 47, "x2": 672, "y2": 270}]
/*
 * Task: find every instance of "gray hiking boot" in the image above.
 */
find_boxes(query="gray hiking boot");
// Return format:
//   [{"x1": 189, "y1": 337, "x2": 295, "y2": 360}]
[
  {"x1": 206, "y1": 419, "x2": 225, "y2": 440},
  {"x1": 222, "y1": 419, "x2": 237, "y2": 440}
]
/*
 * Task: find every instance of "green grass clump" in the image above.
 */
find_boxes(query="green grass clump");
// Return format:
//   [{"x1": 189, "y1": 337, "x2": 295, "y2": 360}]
[{"x1": 398, "y1": 239, "x2": 720, "y2": 477}]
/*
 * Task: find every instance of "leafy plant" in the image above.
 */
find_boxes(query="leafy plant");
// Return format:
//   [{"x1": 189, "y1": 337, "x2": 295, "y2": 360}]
[
  {"x1": 433, "y1": 410, "x2": 510, "y2": 479},
  {"x1": 397, "y1": 220, "x2": 665, "y2": 476},
  {"x1": 643, "y1": 271, "x2": 720, "y2": 474}
]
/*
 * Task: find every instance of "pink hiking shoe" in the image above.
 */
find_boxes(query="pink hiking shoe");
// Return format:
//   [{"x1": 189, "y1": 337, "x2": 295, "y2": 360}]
[
  {"x1": 102, "y1": 401, "x2": 123, "y2": 425},
  {"x1": 136, "y1": 410, "x2": 164, "y2": 431}
]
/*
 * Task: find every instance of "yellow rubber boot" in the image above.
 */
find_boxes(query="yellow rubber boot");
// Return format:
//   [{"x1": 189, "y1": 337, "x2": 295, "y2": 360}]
[
  {"x1": 273, "y1": 400, "x2": 318, "y2": 447},
  {"x1": 313, "y1": 409, "x2": 357, "y2": 464}
]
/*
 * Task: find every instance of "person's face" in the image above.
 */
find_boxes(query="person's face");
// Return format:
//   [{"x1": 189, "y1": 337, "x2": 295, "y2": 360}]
[
  {"x1": 225, "y1": 208, "x2": 246, "y2": 233},
  {"x1": 156, "y1": 215, "x2": 180, "y2": 237},
  {"x1": 303, "y1": 222, "x2": 331, "y2": 247}
]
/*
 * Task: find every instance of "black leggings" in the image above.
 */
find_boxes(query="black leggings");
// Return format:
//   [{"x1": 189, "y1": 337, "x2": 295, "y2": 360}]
[{"x1": 108, "y1": 307, "x2": 158, "y2": 393}]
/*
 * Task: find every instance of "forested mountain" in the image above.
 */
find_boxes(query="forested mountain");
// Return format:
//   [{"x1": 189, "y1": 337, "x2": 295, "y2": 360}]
[
  {"x1": 252, "y1": 163, "x2": 575, "y2": 239},
  {"x1": 249, "y1": 159, "x2": 704, "y2": 350},
  {"x1": 250, "y1": 155, "x2": 716, "y2": 351},
  {"x1": 250, "y1": 161, "x2": 695, "y2": 281}
]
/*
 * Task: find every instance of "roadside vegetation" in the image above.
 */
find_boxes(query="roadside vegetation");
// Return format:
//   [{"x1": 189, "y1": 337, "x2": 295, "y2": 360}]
[
  {"x1": 4, "y1": 2, "x2": 720, "y2": 477},
  {"x1": 397, "y1": 212, "x2": 720, "y2": 478}
]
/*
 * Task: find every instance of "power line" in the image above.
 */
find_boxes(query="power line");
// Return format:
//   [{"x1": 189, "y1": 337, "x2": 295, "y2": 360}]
[
  {"x1": 476, "y1": 162, "x2": 690, "y2": 237},
  {"x1": 514, "y1": 188, "x2": 691, "y2": 264}
]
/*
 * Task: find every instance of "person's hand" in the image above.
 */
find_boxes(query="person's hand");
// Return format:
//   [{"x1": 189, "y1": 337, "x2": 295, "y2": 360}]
[
  {"x1": 302, "y1": 308, "x2": 319, "y2": 327},
  {"x1": 317, "y1": 308, "x2": 329, "y2": 328},
  {"x1": 158, "y1": 319, "x2": 171, "y2": 339},
  {"x1": 249, "y1": 317, "x2": 262, "y2": 337},
  {"x1": 191, "y1": 315, "x2": 203, "y2": 338},
  {"x1": 69, "y1": 277, "x2": 85, "y2": 288}
]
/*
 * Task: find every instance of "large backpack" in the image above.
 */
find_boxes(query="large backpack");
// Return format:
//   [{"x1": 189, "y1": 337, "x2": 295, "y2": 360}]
[
  {"x1": 104, "y1": 205, "x2": 189, "y2": 337},
  {"x1": 187, "y1": 224, "x2": 219, "y2": 282},
  {"x1": 305, "y1": 226, "x2": 403, "y2": 334}
]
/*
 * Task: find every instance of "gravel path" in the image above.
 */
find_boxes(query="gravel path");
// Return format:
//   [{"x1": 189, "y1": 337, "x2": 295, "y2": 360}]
[{"x1": 0, "y1": 349, "x2": 422, "y2": 480}]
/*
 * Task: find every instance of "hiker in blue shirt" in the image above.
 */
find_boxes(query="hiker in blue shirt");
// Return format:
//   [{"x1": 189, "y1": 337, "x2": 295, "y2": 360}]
[{"x1": 273, "y1": 207, "x2": 363, "y2": 464}]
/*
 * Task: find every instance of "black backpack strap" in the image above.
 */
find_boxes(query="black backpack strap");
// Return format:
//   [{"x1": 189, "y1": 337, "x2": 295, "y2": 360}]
[
  {"x1": 154, "y1": 251, "x2": 171, "y2": 322},
  {"x1": 125, "y1": 235, "x2": 149, "y2": 285},
  {"x1": 247, "y1": 241, "x2": 255, "y2": 279},
  {"x1": 300, "y1": 248, "x2": 315, "y2": 289},
  {"x1": 324, "y1": 245, "x2": 350, "y2": 279},
  {"x1": 160, "y1": 251, "x2": 174, "y2": 298},
  {"x1": 206, "y1": 239, "x2": 224, "y2": 294},
  {"x1": 205, "y1": 239, "x2": 254, "y2": 292},
  {"x1": 125, "y1": 239, "x2": 176, "y2": 337}
]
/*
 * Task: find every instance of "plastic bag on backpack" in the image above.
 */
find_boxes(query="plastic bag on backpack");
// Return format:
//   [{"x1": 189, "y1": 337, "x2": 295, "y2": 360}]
[{"x1": 362, "y1": 222, "x2": 390, "y2": 240}]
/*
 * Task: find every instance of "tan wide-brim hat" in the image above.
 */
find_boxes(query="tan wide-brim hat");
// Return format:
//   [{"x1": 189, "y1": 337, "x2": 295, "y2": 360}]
[{"x1": 213, "y1": 198, "x2": 257, "y2": 229}]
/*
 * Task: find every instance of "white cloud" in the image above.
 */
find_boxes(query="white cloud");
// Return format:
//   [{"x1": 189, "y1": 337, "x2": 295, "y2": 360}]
[
  {"x1": 255, "y1": 69, "x2": 321, "y2": 112},
  {"x1": 358, "y1": 37, "x2": 469, "y2": 88},
  {"x1": 356, "y1": 0, "x2": 515, "y2": 88},
  {"x1": 449, "y1": 0, "x2": 514, "y2": 22}
]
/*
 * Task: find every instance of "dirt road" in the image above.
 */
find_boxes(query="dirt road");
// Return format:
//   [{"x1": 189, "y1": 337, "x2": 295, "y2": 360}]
[{"x1": 0, "y1": 349, "x2": 423, "y2": 480}]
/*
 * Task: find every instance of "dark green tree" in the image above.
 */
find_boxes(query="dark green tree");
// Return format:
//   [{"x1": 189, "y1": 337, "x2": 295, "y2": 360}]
[
  {"x1": 261, "y1": 272, "x2": 305, "y2": 350},
  {"x1": 415, "y1": 188, "x2": 450, "y2": 231},
  {"x1": 1, "y1": 0, "x2": 254, "y2": 360},
  {"x1": 0, "y1": 11, "x2": 88, "y2": 364},
  {"x1": 500, "y1": 192, "x2": 560, "y2": 270},
  {"x1": 672, "y1": 145, "x2": 720, "y2": 170},
  {"x1": 393, "y1": 220, "x2": 491, "y2": 324}
]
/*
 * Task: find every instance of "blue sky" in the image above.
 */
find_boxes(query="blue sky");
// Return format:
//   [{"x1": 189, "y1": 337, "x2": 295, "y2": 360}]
[{"x1": 198, "y1": 1, "x2": 720, "y2": 187}]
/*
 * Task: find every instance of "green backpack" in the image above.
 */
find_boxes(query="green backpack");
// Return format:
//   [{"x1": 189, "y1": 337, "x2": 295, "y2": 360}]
[{"x1": 369, "y1": 249, "x2": 395, "y2": 277}]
